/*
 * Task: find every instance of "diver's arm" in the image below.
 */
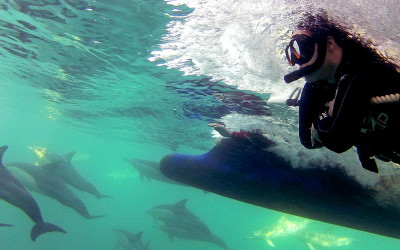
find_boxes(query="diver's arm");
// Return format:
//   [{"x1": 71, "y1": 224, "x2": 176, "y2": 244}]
[
  {"x1": 209, "y1": 123, "x2": 233, "y2": 137},
  {"x1": 298, "y1": 80, "x2": 336, "y2": 149},
  {"x1": 209, "y1": 123, "x2": 251, "y2": 139}
]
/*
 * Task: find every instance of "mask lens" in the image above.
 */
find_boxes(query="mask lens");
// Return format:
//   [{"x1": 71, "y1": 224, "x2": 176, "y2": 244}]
[
  {"x1": 286, "y1": 41, "x2": 300, "y2": 66},
  {"x1": 297, "y1": 40, "x2": 315, "y2": 64},
  {"x1": 292, "y1": 41, "x2": 301, "y2": 58},
  {"x1": 286, "y1": 35, "x2": 317, "y2": 66}
]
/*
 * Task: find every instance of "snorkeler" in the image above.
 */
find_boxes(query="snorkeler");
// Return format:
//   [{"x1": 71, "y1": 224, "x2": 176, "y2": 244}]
[{"x1": 284, "y1": 12, "x2": 400, "y2": 172}]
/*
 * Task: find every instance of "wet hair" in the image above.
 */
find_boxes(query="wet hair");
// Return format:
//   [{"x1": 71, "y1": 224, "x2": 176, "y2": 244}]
[{"x1": 295, "y1": 11, "x2": 399, "y2": 71}]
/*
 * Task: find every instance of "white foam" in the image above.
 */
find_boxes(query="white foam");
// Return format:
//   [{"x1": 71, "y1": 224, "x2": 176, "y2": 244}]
[{"x1": 154, "y1": 0, "x2": 400, "y2": 102}]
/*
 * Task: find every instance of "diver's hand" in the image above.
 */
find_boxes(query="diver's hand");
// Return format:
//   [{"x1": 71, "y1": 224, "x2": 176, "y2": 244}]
[
  {"x1": 209, "y1": 123, "x2": 233, "y2": 138},
  {"x1": 311, "y1": 124, "x2": 324, "y2": 148},
  {"x1": 327, "y1": 100, "x2": 335, "y2": 117}
]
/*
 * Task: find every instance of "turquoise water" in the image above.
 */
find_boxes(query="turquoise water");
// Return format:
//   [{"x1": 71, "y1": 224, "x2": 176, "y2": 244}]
[{"x1": 1, "y1": 0, "x2": 400, "y2": 249}]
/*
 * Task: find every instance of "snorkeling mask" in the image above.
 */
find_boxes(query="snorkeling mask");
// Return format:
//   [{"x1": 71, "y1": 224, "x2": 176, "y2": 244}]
[{"x1": 284, "y1": 34, "x2": 327, "y2": 83}]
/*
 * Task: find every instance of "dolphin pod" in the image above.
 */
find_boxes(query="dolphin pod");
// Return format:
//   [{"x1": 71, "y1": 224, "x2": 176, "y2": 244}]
[
  {"x1": 0, "y1": 146, "x2": 66, "y2": 241},
  {"x1": 160, "y1": 135, "x2": 400, "y2": 239},
  {"x1": 34, "y1": 150, "x2": 111, "y2": 199},
  {"x1": 6, "y1": 162, "x2": 104, "y2": 220}
]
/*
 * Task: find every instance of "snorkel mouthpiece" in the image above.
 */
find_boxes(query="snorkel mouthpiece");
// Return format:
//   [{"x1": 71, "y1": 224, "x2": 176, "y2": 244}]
[
  {"x1": 284, "y1": 68, "x2": 308, "y2": 83},
  {"x1": 284, "y1": 37, "x2": 327, "y2": 83}
]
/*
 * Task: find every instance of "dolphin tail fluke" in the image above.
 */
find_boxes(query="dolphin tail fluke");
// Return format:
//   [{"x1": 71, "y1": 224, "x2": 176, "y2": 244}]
[{"x1": 30, "y1": 222, "x2": 67, "y2": 241}]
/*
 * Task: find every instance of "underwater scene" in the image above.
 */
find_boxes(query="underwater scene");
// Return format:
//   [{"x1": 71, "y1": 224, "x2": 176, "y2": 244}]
[{"x1": 1, "y1": 0, "x2": 400, "y2": 249}]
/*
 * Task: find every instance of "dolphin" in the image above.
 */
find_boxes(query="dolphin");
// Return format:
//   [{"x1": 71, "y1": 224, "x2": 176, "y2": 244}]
[
  {"x1": 248, "y1": 215, "x2": 311, "y2": 247},
  {"x1": 6, "y1": 162, "x2": 104, "y2": 220},
  {"x1": 113, "y1": 229, "x2": 149, "y2": 250},
  {"x1": 0, "y1": 146, "x2": 66, "y2": 241},
  {"x1": 296, "y1": 231, "x2": 358, "y2": 250},
  {"x1": 147, "y1": 199, "x2": 231, "y2": 250},
  {"x1": 123, "y1": 158, "x2": 185, "y2": 185},
  {"x1": 160, "y1": 135, "x2": 400, "y2": 239},
  {"x1": 32, "y1": 148, "x2": 111, "y2": 199}
]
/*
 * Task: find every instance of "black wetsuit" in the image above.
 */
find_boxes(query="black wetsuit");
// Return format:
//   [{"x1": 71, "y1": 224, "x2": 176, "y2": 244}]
[{"x1": 299, "y1": 53, "x2": 400, "y2": 172}]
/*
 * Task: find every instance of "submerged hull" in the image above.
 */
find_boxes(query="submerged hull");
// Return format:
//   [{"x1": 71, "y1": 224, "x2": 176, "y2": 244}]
[{"x1": 160, "y1": 137, "x2": 400, "y2": 239}]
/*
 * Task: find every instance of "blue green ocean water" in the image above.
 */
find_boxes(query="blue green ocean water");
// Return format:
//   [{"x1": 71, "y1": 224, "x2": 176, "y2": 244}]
[{"x1": 1, "y1": 0, "x2": 400, "y2": 249}]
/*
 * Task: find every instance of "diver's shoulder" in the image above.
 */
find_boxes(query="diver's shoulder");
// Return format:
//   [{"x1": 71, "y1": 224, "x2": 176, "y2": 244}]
[{"x1": 361, "y1": 61, "x2": 400, "y2": 75}]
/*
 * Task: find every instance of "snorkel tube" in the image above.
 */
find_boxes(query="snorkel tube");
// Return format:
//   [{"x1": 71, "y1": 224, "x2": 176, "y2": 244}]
[{"x1": 284, "y1": 37, "x2": 328, "y2": 83}]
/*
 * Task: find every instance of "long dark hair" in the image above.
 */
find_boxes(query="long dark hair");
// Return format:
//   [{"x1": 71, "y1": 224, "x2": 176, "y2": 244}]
[{"x1": 295, "y1": 11, "x2": 399, "y2": 71}]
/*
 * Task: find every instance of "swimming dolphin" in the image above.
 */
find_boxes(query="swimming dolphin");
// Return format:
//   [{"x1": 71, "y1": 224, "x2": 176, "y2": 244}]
[
  {"x1": 113, "y1": 229, "x2": 149, "y2": 250},
  {"x1": 248, "y1": 215, "x2": 310, "y2": 247},
  {"x1": 296, "y1": 231, "x2": 357, "y2": 250},
  {"x1": 0, "y1": 146, "x2": 66, "y2": 241},
  {"x1": 123, "y1": 158, "x2": 185, "y2": 185},
  {"x1": 160, "y1": 135, "x2": 400, "y2": 239},
  {"x1": 6, "y1": 162, "x2": 104, "y2": 220},
  {"x1": 147, "y1": 199, "x2": 231, "y2": 250},
  {"x1": 31, "y1": 147, "x2": 111, "y2": 199}
]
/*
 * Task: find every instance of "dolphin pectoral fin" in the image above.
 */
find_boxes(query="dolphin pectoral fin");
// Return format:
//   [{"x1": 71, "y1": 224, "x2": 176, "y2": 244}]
[
  {"x1": 96, "y1": 193, "x2": 113, "y2": 199},
  {"x1": 306, "y1": 242, "x2": 315, "y2": 250},
  {"x1": 0, "y1": 223, "x2": 13, "y2": 227},
  {"x1": 30, "y1": 221, "x2": 67, "y2": 241},
  {"x1": 266, "y1": 239, "x2": 275, "y2": 247},
  {"x1": 87, "y1": 214, "x2": 105, "y2": 219}
]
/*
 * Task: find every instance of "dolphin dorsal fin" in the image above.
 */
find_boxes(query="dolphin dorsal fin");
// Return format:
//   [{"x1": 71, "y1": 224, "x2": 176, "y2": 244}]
[
  {"x1": 63, "y1": 152, "x2": 75, "y2": 163},
  {"x1": 135, "y1": 231, "x2": 143, "y2": 240},
  {"x1": 0, "y1": 146, "x2": 8, "y2": 164},
  {"x1": 174, "y1": 199, "x2": 189, "y2": 213},
  {"x1": 175, "y1": 199, "x2": 188, "y2": 208}
]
